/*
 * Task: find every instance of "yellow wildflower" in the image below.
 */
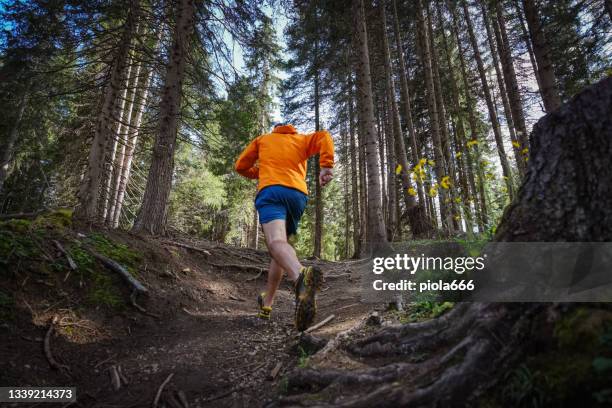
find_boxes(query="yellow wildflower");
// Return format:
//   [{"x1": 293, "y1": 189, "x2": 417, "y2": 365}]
[
  {"x1": 453, "y1": 214, "x2": 461, "y2": 221},
  {"x1": 395, "y1": 164, "x2": 402, "y2": 175},
  {"x1": 466, "y1": 139, "x2": 479, "y2": 148},
  {"x1": 428, "y1": 186, "x2": 438, "y2": 197},
  {"x1": 456, "y1": 151, "x2": 462, "y2": 159},
  {"x1": 454, "y1": 197, "x2": 462, "y2": 203},
  {"x1": 521, "y1": 148, "x2": 529, "y2": 155},
  {"x1": 408, "y1": 187, "x2": 417, "y2": 196},
  {"x1": 427, "y1": 159, "x2": 435, "y2": 166},
  {"x1": 440, "y1": 176, "x2": 451, "y2": 189},
  {"x1": 419, "y1": 158, "x2": 427, "y2": 165},
  {"x1": 512, "y1": 141, "x2": 521, "y2": 148}
]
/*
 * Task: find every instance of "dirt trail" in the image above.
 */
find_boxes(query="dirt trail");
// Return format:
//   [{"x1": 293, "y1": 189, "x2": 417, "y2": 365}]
[{"x1": 0, "y1": 230, "x2": 373, "y2": 407}]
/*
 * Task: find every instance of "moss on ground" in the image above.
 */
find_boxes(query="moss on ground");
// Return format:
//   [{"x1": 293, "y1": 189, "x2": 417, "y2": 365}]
[
  {"x1": 478, "y1": 307, "x2": 612, "y2": 407},
  {"x1": 0, "y1": 212, "x2": 139, "y2": 310}
]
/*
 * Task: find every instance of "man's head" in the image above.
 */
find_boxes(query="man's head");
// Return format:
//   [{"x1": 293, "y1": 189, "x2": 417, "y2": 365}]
[{"x1": 273, "y1": 122, "x2": 286, "y2": 130}]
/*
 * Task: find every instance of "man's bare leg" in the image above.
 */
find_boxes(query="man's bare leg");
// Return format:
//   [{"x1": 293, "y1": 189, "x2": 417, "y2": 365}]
[
  {"x1": 262, "y1": 259, "x2": 283, "y2": 307},
  {"x1": 262, "y1": 219, "x2": 302, "y2": 282}
]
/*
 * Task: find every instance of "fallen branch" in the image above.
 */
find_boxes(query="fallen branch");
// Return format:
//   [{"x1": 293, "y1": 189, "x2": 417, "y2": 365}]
[
  {"x1": 117, "y1": 364, "x2": 129, "y2": 385},
  {"x1": 87, "y1": 248, "x2": 147, "y2": 293},
  {"x1": 208, "y1": 262, "x2": 266, "y2": 273},
  {"x1": 109, "y1": 365, "x2": 121, "y2": 390},
  {"x1": 326, "y1": 273, "x2": 352, "y2": 280},
  {"x1": 305, "y1": 314, "x2": 336, "y2": 333},
  {"x1": 130, "y1": 290, "x2": 160, "y2": 318},
  {"x1": 182, "y1": 307, "x2": 206, "y2": 317},
  {"x1": 336, "y1": 303, "x2": 361, "y2": 311},
  {"x1": 0, "y1": 210, "x2": 45, "y2": 220},
  {"x1": 163, "y1": 241, "x2": 211, "y2": 256},
  {"x1": 53, "y1": 240, "x2": 77, "y2": 270},
  {"x1": 152, "y1": 373, "x2": 174, "y2": 408},
  {"x1": 245, "y1": 269, "x2": 265, "y2": 281},
  {"x1": 44, "y1": 316, "x2": 70, "y2": 373},
  {"x1": 269, "y1": 362, "x2": 283, "y2": 380},
  {"x1": 177, "y1": 390, "x2": 189, "y2": 408}
]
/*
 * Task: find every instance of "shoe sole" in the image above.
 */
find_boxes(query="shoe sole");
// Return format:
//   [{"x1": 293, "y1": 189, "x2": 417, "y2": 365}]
[{"x1": 295, "y1": 267, "x2": 323, "y2": 331}]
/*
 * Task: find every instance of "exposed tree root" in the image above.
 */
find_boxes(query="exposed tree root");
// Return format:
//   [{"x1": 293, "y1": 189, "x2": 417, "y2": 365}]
[{"x1": 277, "y1": 303, "x2": 544, "y2": 407}]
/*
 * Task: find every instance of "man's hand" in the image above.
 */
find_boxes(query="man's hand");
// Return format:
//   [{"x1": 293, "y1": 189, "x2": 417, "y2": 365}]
[{"x1": 319, "y1": 167, "x2": 333, "y2": 187}]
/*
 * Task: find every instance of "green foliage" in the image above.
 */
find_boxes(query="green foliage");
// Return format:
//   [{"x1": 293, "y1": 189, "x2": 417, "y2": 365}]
[
  {"x1": 86, "y1": 233, "x2": 141, "y2": 274},
  {"x1": 31, "y1": 209, "x2": 73, "y2": 230},
  {"x1": 297, "y1": 346, "x2": 310, "y2": 368},
  {"x1": 400, "y1": 301, "x2": 454, "y2": 323},
  {"x1": 168, "y1": 143, "x2": 228, "y2": 239},
  {"x1": 69, "y1": 244, "x2": 123, "y2": 308}
]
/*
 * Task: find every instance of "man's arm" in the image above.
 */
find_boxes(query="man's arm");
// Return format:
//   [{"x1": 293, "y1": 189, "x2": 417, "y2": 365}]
[
  {"x1": 235, "y1": 137, "x2": 260, "y2": 179},
  {"x1": 305, "y1": 130, "x2": 335, "y2": 186}
]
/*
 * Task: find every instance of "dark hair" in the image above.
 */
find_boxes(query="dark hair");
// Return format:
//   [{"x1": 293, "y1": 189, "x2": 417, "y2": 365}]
[{"x1": 273, "y1": 123, "x2": 286, "y2": 128}]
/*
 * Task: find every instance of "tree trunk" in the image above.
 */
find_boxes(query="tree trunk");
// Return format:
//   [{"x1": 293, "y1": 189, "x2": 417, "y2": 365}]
[
  {"x1": 281, "y1": 76, "x2": 612, "y2": 408},
  {"x1": 348, "y1": 78, "x2": 361, "y2": 258},
  {"x1": 0, "y1": 85, "x2": 29, "y2": 194},
  {"x1": 351, "y1": 0, "x2": 389, "y2": 254},
  {"x1": 313, "y1": 65, "x2": 323, "y2": 258},
  {"x1": 449, "y1": 0, "x2": 488, "y2": 230},
  {"x1": 496, "y1": 77, "x2": 612, "y2": 241},
  {"x1": 489, "y1": 3, "x2": 528, "y2": 176},
  {"x1": 435, "y1": 0, "x2": 474, "y2": 235},
  {"x1": 426, "y1": 1, "x2": 462, "y2": 232},
  {"x1": 416, "y1": 0, "x2": 453, "y2": 235},
  {"x1": 383, "y1": 95, "x2": 397, "y2": 241},
  {"x1": 99, "y1": 52, "x2": 135, "y2": 223},
  {"x1": 522, "y1": 0, "x2": 561, "y2": 112},
  {"x1": 512, "y1": 0, "x2": 544, "y2": 104},
  {"x1": 74, "y1": 2, "x2": 138, "y2": 224},
  {"x1": 391, "y1": 0, "x2": 426, "y2": 213},
  {"x1": 110, "y1": 58, "x2": 155, "y2": 228},
  {"x1": 380, "y1": 0, "x2": 429, "y2": 238},
  {"x1": 461, "y1": 0, "x2": 515, "y2": 200},
  {"x1": 132, "y1": 0, "x2": 195, "y2": 235}
]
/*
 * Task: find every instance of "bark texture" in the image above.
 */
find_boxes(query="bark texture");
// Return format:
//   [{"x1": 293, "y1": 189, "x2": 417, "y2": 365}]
[
  {"x1": 132, "y1": 0, "x2": 195, "y2": 234},
  {"x1": 522, "y1": 0, "x2": 561, "y2": 112},
  {"x1": 351, "y1": 0, "x2": 389, "y2": 254},
  {"x1": 274, "y1": 76, "x2": 612, "y2": 408},
  {"x1": 0, "y1": 85, "x2": 29, "y2": 194},
  {"x1": 75, "y1": 4, "x2": 137, "y2": 223}
]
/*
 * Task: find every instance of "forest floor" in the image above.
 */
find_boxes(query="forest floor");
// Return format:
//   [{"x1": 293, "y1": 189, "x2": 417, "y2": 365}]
[
  {"x1": 0, "y1": 210, "x2": 382, "y2": 407},
  {"x1": 3, "y1": 211, "x2": 611, "y2": 408}
]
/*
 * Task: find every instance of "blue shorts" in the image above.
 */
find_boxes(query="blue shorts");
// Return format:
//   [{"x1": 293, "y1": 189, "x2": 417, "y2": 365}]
[{"x1": 255, "y1": 185, "x2": 308, "y2": 236}]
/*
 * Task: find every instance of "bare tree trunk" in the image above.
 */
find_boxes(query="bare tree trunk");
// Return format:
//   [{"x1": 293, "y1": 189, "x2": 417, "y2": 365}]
[
  {"x1": 512, "y1": 0, "x2": 544, "y2": 103},
  {"x1": 449, "y1": 0, "x2": 488, "y2": 230},
  {"x1": 0, "y1": 85, "x2": 29, "y2": 194},
  {"x1": 461, "y1": 0, "x2": 515, "y2": 201},
  {"x1": 313, "y1": 65, "x2": 323, "y2": 258},
  {"x1": 383, "y1": 96, "x2": 397, "y2": 241},
  {"x1": 522, "y1": 0, "x2": 561, "y2": 112},
  {"x1": 352, "y1": 0, "x2": 389, "y2": 254},
  {"x1": 426, "y1": 2, "x2": 462, "y2": 232},
  {"x1": 416, "y1": 0, "x2": 453, "y2": 235},
  {"x1": 380, "y1": 1, "x2": 428, "y2": 237},
  {"x1": 391, "y1": 0, "x2": 427, "y2": 215},
  {"x1": 102, "y1": 49, "x2": 141, "y2": 224},
  {"x1": 348, "y1": 79, "x2": 362, "y2": 258},
  {"x1": 110, "y1": 59, "x2": 155, "y2": 228},
  {"x1": 75, "y1": 2, "x2": 138, "y2": 224},
  {"x1": 488, "y1": 3, "x2": 528, "y2": 176},
  {"x1": 132, "y1": 0, "x2": 195, "y2": 235},
  {"x1": 435, "y1": 0, "x2": 475, "y2": 234}
]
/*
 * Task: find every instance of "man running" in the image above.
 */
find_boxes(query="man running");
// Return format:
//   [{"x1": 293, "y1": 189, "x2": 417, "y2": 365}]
[{"x1": 235, "y1": 123, "x2": 334, "y2": 331}]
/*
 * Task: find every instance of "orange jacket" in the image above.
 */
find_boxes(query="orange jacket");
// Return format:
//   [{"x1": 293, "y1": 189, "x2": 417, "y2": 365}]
[{"x1": 235, "y1": 124, "x2": 334, "y2": 195}]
